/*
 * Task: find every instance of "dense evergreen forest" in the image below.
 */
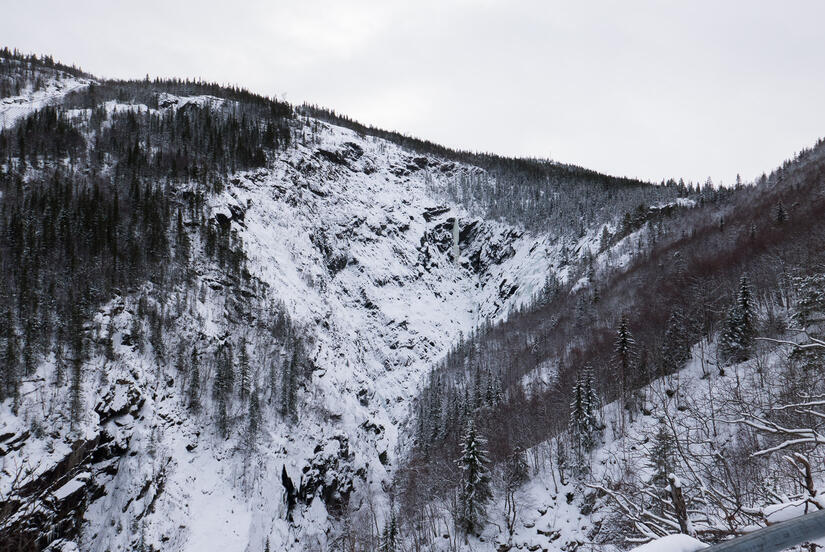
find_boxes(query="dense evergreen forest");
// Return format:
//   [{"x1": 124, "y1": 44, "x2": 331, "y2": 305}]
[{"x1": 0, "y1": 56, "x2": 297, "y2": 426}]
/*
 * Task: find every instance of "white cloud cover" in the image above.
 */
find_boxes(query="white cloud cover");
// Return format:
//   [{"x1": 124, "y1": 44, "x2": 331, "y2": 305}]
[{"x1": 3, "y1": 0, "x2": 824, "y2": 184}]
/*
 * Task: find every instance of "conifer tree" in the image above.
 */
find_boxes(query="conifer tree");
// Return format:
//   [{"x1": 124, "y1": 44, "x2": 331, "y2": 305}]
[
  {"x1": 188, "y1": 346, "x2": 200, "y2": 413},
  {"x1": 570, "y1": 377, "x2": 586, "y2": 447},
  {"x1": 614, "y1": 314, "x2": 636, "y2": 407},
  {"x1": 569, "y1": 369, "x2": 600, "y2": 471},
  {"x1": 792, "y1": 273, "x2": 825, "y2": 330},
  {"x1": 174, "y1": 340, "x2": 188, "y2": 377},
  {"x1": 68, "y1": 299, "x2": 85, "y2": 428},
  {"x1": 574, "y1": 295, "x2": 589, "y2": 329},
  {"x1": 22, "y1": 316, "x2": 37, "y2": 377},
  {"x1": 774, "y1": 201, "x2": 787, "y2": 225},
  {"x1": 1, "y1": 319, "x2": 19, "y2": 406},
  {"x1": 456, "y1": 419, "x2": 491, "y2": 535},
  {"x1": 104, "y1": 319, "x2": 116, "y2": 361},
  {"x1": 472, "y1": 365, "x2": 483, "y2": 410},
  {"x1": 493, "y1": 372, "x2": 504, "y2": 405},
  {"x1": 213, "y1": 344, "x2": 234, "y2": 436},
  {"x1": 244, "y1": 387, "x2": 261, "y2": 453},
  {"x1": 148, "y1": 308, "x2": 165, "y2": 364},
  {"x1": 661, "y1": 309, "x2": 691, "y2": 376},
  {"x1": 175, "y1": 207, "x2": 190, "y2": 262},
  {"x1": 380, "y1": 507, "x2": 398, "y2": 552},
  {"x1": 540, "y1": 274, "x2": 560, "y2": 305},
  {"x1": 54, "y1": 340, "x2": 66, "y2": 387},
  {"x1": 268, "y1": 357, "x2": 278, "y2": 405},
  {"x1": 584, "y1": 369, "x2": 600, "y2": 417},
  {"x1": 238, "y1": 337, "x2": 250, "y2": 403},
  {"x1": 599, "y1": 225, "x2": 612, "y2": 252},
  {"x1": 216, "y1": 393, "x2": 228, "y2": 437},
  {"x1": 721, "y1": 276, "x2": 755, "y2": 363},
  {"x1": 484, "y1": 369, "x2": 495, "y2": 406},
  {"x1": 131, "y1": 315, "x2": 144, "y2": 354},
  {"x1": 790, "y1": 274, "x2": 825, "y2": 369},
  {"x1": 280, "y1": 348, "x2": 299, "y2": 419},
  {"x1": 69, "y1": 352, "x2": 83, "y2": 429},
  {"x1": 428, "y1": 374, "x2": 443, "y2": 443}
]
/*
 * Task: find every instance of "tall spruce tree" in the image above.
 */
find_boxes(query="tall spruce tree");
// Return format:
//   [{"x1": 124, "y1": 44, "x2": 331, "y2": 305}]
[
  {"x1": 456, "y1": 419, "x2": 491, "y2": 536},
  {"x1": 244, "y1": 387, "x2": 261, "y2": 454},
  {"x1": 238, "y1": 337, "x2": 251, "y2": 403},
  {"x1": 380, "y1": 507, "x2": 398, "y2": 552},
  {"x1": 569, "y1": 369, "x2": 600, "y2": 471},
  {"x1": 721, "y1": 276, "x2": 755, "y2": 363},
  {"x1": 213, "y1": 344, "x2": 234, "y2": 436},
  {"x1": 614, "y1": 314, "x2": 637, "y2": 407}
]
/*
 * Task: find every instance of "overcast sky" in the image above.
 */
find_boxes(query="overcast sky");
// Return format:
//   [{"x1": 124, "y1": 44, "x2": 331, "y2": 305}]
[{"x1": 4, "y1": 0, "x2": 824, "y2": 185}]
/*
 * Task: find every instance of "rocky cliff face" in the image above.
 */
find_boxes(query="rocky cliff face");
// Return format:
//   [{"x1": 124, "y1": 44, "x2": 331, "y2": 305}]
[{"x1": 0, "y1": 109, "x2": 596, "y2": 551}]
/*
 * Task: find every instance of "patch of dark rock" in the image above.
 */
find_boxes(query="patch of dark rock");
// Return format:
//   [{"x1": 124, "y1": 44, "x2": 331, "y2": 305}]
[
  {"x1": 498, "y1": 279, "x2": 518, "y2": 301},
  {"x1": 422, "y1": 205, "x2": 450, "y2": 222},
  {"x1": 341, "y1": 142, "x2": 364, "y2": 160},
  {"x1": 298, "y1": 435, "x2": 356, "y2": 517},
  {"x1": 361, "y1": 420, "x2": 383, "y2": 435},
  {"x1": 315, "y1": 148, "x2": 348, "y2": 166},
  {"x1": 214, "y1": 212, "x2": 231, "y2": 229},
  {"x1": 0, "y1": 431, "x2": 29, "y2": 456},
  {"x1": 0, "y1": 427, "x2": 131, "y2": 551},
  {"x1": 228, "y1": 203, "x2": 245, "y2": 224},
  {"x1": 357, "y1": 388, "x2": 370, "y2": 406}
]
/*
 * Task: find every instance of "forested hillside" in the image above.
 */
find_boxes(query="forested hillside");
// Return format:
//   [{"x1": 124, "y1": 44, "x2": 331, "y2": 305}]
[
  {"x1": 1, "y1": 48, "x2": 823, "y2": 552},
  {"x1": 400, "y1": 133, "x2": 825, "y2": 549}
]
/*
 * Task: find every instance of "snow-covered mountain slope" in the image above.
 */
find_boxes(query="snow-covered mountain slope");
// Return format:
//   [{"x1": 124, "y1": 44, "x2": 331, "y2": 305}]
[
  {"x1": 0, "y1": 112, "x2": 598, "y2": 551},
  {"x1": 429, "y1": 328, "x2": 825, "y2": 552},
  {"x1": 5, "y1": 73, "x2": 821, "y2": 552},
  {"x1": 200, "y1": 122, "x2": 585, "y2": 549},
  {"x1": 0, "y1": 73, "x2": 91, "y2": 130},
  {"x1": 5, "y1": 46, "x2": 825, "y2": 552},
  {"x1": 221, "y1": 121, "x2": 572, "y2": 423}
]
